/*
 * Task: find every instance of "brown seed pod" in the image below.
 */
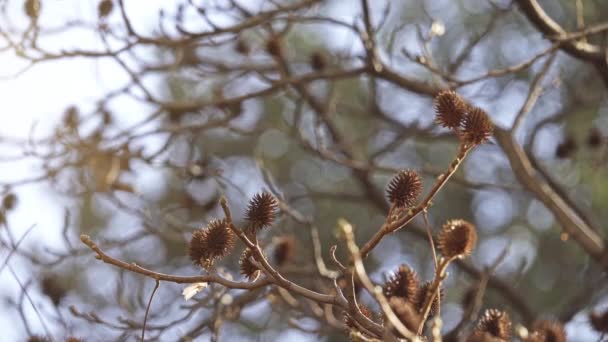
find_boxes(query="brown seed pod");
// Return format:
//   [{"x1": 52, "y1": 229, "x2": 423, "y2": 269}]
[
  {"x1": 98, "y1": 0, "x2": 113, "y2": 18},
  {"x1": 466, "y1": 331, "x2": 505, "y2": 342},
  {"x1": 2, "y1": 193, "x2": 17, "y2": 211},
  {"x1": 41, "y1": 275, "x2": 66, "y2": 306},
  {"x1": 188, "y1": 219, "x2": 236, "y2": 269},
  {"x1": 386, "y1": 170, "x2": 422, "y2": 208},
  {"x1": 416, "y1": 281, "x2": 444, "y2": 317},
  {"x1": 524, "y1": 320, "x2": 566, "y2": 342},
  {"x1": 27, "y1": 336, "x2": 51, "y2": 342},
  {"x1": 555, "y1": 136, "x2": 577, "y2": 159},
  {"x1": 590, "y1": 309, "x2": 608, "y2": 333},
  {"x1": 383, "y1": 264, "x2": 419, "y2": 303},
  {"x1": 388, "y1": 297, "x2": 422, "y2": 334},
  {"x1": 437, "y1": 219, "x2": 477, "y2": 259},
  {"x1": 63, "y1": 106, "x2": 79, "y2": 129},
  {"x1": 239, "y1": 248, "x2": 261, "y2": 281},
  {"x1": 265, "y1": 37, "x2": 283, "y2": 58},
  {"x1": 273, "y1": 236, "x2": 296, "y2": 267},
  {"x1": 235, "y1": 39, "x2": 250, "y2": 55},
  {"x1": 587, "y1": 127, "x2": 603, "y2": 149},
  {"x1": 434, "y1": 90, "x2": 469, "y2": 130},
  {"x1": 245, "y1": 192, "x2": 278, "y2": 231},
  {"x1": 474, "y1": 309, "x2": 512, "y2": 340},
  {"x1": 310, "y1": 51, "x2": 327, "y2": 71},
  {"x1": 24, "y1": 0, "x2": 41, "y2": 20},
  {"x1": 462, "y1": 107, "x2": 494, "y2": 146}
]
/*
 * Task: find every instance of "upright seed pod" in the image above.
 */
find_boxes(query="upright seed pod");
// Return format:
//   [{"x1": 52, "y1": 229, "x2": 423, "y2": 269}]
[
  {"x1": 437, "y1": 219, "x2": 478, "y2": 259},
  {"x1": 188, "y1": 219, "x2": 236, "y2": 269},
  {"x1": 386, "y1": 170, "x2": 422, "y2": 208},
  {"x1": 245, "y1": 192, "x2": 278, "y2": 232}
]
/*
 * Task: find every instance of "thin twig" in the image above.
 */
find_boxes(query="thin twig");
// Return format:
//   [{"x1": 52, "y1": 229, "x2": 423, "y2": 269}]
[{"x1": 141, "y1": 279, "x2": 160, "y2": 342}]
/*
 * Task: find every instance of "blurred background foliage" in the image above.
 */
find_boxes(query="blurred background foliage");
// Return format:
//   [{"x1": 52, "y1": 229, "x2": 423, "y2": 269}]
[{"x1": 1, "y1": 0, "x2": 608, "y2": 340}]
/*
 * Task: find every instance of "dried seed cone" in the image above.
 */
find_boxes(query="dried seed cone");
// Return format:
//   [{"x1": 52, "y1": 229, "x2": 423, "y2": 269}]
[
  {"x1": 466, "y1": 331, "x2": 505, "y2": 342},
  {"x1": 265, "y1": 37, "x2": 283, "y2": 58},
  {"x1": 434, "y1": 90, "x2": 469, "y2": 130},
  {"x1": 386, "y1": 170, "x2": 422, "y2": 208},
  {"x1": 462, "y1": 107, "x2": 494, "y2": 145},
  {"x1": 24, "y1": 0, "x2": 41, "y2": 19},
  {"x1": 416, "y1": 281, "x2": 444, "y2": 317},
  {"x1": 98, "y1": 0, "x2": 113, "y2": 18},
  {"x1": 524, "y1": 320, "x2": 566, "y2": 342},
  {"x1": 587, "y1": 128, "x2": 603, "y2": 148},
  {"x1": 189, "y1": 219, "x2": 236, "y2": 269},
  {"x1": 2, "y1": 193, "x2": 17, "y2": 211},
  {"x1": 245, "y1": 192, "x2": 278, "y2": 230},
  {"x1": 590, "y1": 309, "x2": 608, "y2": 333},
  {"x1": 383, "y1": 265, "x2": 419, "y2": 303},
  {"x1": 235, "y1": 39, "x2": 250, "y2": 55},
  {"x1": 437, "y1": 219, "x2": 477, "y2": 259},
  {"x1": 474, "y1": 309, "x2": 512, "y2": 340},
  {"x1": 555, "y1": 136, "x2": 577, "y2": 159},
  {"x1": 389, "y1": 297, "x2": 422, "y2": 334},
  {"x1": 273, "y1": 236, "x2": 296, "y2": 267},
  {"x1": 310, "y1": 51, "x2": 327, "y2": 71},
  {"x1": 239, "y1": 248, "x2": 261, "y2": 281}
]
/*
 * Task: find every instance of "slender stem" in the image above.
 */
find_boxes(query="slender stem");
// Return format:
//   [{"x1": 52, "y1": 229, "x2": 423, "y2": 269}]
[
  {"x1": 141, "y1": 279, "x2": 160, "y2": 342},
  {"x1": 219, "y1": 197, "x2": 342, "y2": 306},
  {"x1": 339, "y1": 219, "x2": 421, "y2": 341},
  {"x1": 80, "y1": 234, "x2": 270, "y2": 288},
  {"x1": 360, "y1": 144, "x2": 472, "y2": 258},
  {"x1": 417, "y1": 257, "x2": 455, "y2": 334}
]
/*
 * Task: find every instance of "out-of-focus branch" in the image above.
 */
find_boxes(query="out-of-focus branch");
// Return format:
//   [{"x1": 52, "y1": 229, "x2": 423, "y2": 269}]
[
  {"x1": 495, "y1": 128, "x2": 608, "y2": 270},
  {"x1": 515, "y1": 0, "x2": 608, "y2": 85}
]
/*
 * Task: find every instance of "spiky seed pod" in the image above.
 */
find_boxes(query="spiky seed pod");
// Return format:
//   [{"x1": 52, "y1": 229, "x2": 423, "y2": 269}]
[
  {"x1": 434, "y1": 90, "x2": 469, "y2": 130},
  {"x1": 590, "y1": 309, "x2": 608, "y2": 333},
  {"x1": 265, "y1": 37, "x2": 283, "y2": 58},
  {"x1": 524, "y1": 321, "x2": 566, "y2": 342},
  {"x1": 475, "y1": 309, "x2": 512, "y2": 341},
  {"x1": 189, "y1": 219, "x2": 236, "y2": 269},
  {"x1": 466, "y1": 331, "x2": 505, "y2": 342},
  {"x1": 462, "y1": 107, "x2": 494, "y2": 145},
  {"x1": 235, "y1": 39, "x2": 250, "y2": 55},
  {"x1": 24, "y1": 0, "x2": 41, "y2": 20},
  {"x1": 386, "y1": 170, "x2": 422, "y2": 208},
  {"x1": 2, "y1": 193, "x2": 17, "y2": 211},
  {"x1": 389, "y1": 297, "x2": 422, "y2": 334},
  {"x1": 383, "y1": 265, "x2": 419, "y2": 303},
  {"x1": 27, "y1": 336, "x2": 51, "y2": 342},
  {"x1": 555, "y1": 136, "x2": 577, "y2": 159},
  {"x1": 98, "y1": 0, "x2": 113, "y2": 18},
  {"x1": 587, "y1": 128, "x2": 603, "y2": 148},
  {"x1": 63, "y1": 106, "x2": 79, "y2": 129},
  {"x1": 41, "y1": 275, "x2": 66, "y2": 306},
  {"x1": 437, "y1": 219, "x2": 477, "y2": 259},
  {"x1": 273, "y1": 236, "x2": 296, "y2": 267},
  {"x1": 239, "y1": 248, "x2": 261, "y2": 281},
  {"x1": 310, "y1": 51, "x2": 327, "y2": 71},
  {"x1": 416, "y1": 281, "x2": 444, "y2": 317},
  {"x1": 245, "y1": 192, "x2": 278, "y2": 231}
]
